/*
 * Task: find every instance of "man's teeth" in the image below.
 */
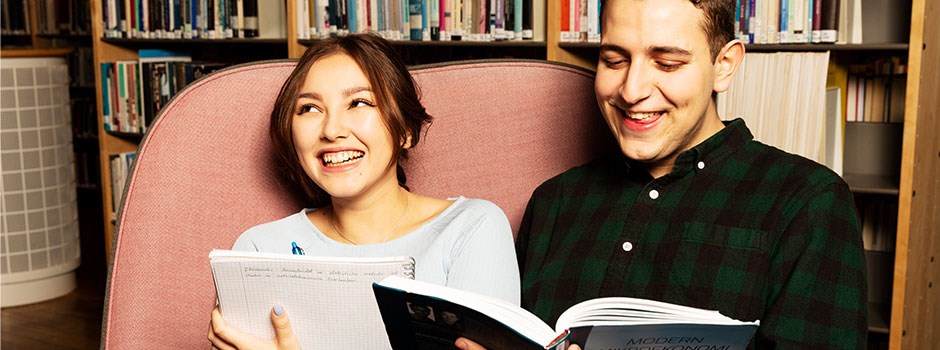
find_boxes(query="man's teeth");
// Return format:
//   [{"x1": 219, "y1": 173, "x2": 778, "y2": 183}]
[
  {"x1": 322, "y1": 151, "x2": 364, "y2": 165},
  {"x1": 627, "y1": 112, "x2": 658, "y2": 120}
]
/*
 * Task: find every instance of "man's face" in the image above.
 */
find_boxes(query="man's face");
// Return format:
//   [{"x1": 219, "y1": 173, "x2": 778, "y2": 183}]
[
  {"x1": 410, "y1": 304, "x2": 430, "y2": 319},
  {"x1": 595, "y1": 0, "x2": 726, "y2": 177}
]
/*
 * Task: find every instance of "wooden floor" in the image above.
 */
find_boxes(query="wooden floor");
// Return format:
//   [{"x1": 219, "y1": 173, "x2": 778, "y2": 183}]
[
  {"x1": 0, "y1": 189, "x2": 109, "y2": 349},
  {"x1": 1, "y1": 269, "x2": 106, "y2": 349}
]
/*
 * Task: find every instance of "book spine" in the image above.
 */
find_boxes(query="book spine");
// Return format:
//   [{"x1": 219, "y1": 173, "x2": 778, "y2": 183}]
[
  {"x1": 408, "y1": 0, "x2": 421, "y2": 39},
  {"x1": 101, "y1": 62, "x2": 113, "y2": 131},
  {"x1": 430, "y1": 0, "x2": 439, "y2": 39},
  {"x1": 819, "y1": 0, "x2": 837, "y2": 42},
  {"x1": 521, "y1": 0, "x2": 531, "y2": 39},
  {"x1": 243, "y1": 0, "x2": 258, "y2": 36}
]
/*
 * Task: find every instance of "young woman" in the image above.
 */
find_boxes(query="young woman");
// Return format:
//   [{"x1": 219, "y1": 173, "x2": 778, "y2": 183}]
[{"x1": 208, "y1": 33, "x2": 519, "y2": 349}]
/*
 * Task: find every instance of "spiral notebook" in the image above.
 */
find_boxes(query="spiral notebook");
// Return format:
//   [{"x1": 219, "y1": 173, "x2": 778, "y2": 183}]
[{"x1": 209, "y1": 249, "x2": 415, "y2": 349}]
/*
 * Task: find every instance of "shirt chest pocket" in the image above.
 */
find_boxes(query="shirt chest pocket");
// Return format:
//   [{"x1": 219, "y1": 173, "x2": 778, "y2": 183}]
[
  {"x1": 680, "y1": 222, "x2": 770, "y2": 251},
  {"x1": 667, "y1": 222, "x2": 772, "y2": 319}
]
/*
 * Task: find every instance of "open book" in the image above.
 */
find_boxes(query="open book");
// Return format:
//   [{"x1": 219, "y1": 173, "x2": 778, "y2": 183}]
[
  {"x1": 209, "y1": 250, "x2": 415, "y2": 349},
  {"x1": 373, "y1": 276, "x2": 759, "y2": 350}
]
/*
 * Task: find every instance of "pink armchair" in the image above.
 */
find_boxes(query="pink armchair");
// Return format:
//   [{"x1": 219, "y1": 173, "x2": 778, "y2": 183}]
[{"x1": 100, "y1": 59, "x2": 612, "y2": 348}]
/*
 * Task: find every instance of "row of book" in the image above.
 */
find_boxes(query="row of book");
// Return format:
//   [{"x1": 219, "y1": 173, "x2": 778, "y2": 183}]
[
  {"x1": 69, "y1": 47, "x2": 97, "y2": 88},
  {"x1": 717, "y1": 52, "x2": 911, "y2": 179},
  {"x1": 1, "y1": 0, "x2": 31, "y2": 34},
  {"x1": 72, "y1": 95, "x2": 100, "y2": 190},
  {"x1": 35, "y1": 0, "x2": 93, "y2": 35},
  {"x1": 844, "y1": 58, "x2": 906, "y2": 123},
  {"x1": 110, "y1": 152, "x2": 136, "y2": 215},
  {"x1": 1, "y1": 0, "x2": 92, "y2": 35},
  {"x1": 295, "y1": 0, "x2": 544, "y2": 42},
  {"x1": 716, "y1": 52, "x2": 833, "y2": 172},
  {"x1": 101, "y1": 0, "x2": 286, "y2": 39},
  {"x1": 559, "y1": 0, "x2": 909, "y2": 44},
  {"x1": 100, "y1": 50, "x2": 227, "y2": 134},
  {"x1": 860, "y1": 198, "x2": 897, "y2": 252}
]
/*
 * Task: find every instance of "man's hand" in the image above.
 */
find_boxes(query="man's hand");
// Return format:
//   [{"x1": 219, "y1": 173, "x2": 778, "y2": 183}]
[
  {"x1": 454, "y1": 337, "x2": 582, "y2": 350},
  {"x1": 208, "y1": 304, "x2": 300, "y2": 350}
]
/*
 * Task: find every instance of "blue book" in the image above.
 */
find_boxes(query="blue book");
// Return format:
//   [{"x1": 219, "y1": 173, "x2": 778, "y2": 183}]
[
  {"x1": 422, "y1": 0, "x2": 429, "y2": 39},
  {"x1": 347, "y1": 0, "x2": 358, "y2": 32},
  {"x1": 101, "y1": 63, "x2": 113, "y2": 131},
  {"x1": 374, "y1": 276, "x2": 760, "y2": 350},
  {"x1": 377, "y1": 0, "x2": 385, "y2": 34},
  {"x1": 192, "y1": 0, "x2": 199, "y2": 34},
  {"x1": 138, "y1": 49, "x2": 192, "y2": 63}
]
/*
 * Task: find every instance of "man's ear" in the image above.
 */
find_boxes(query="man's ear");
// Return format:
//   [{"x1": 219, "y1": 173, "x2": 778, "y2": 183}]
[{"x1": 713, "y1": 40, "x2": 745, "y2": 93}]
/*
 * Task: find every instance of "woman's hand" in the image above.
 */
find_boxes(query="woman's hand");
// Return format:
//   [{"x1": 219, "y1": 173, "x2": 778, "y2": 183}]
[
  {"x1": 208, "y1": 304, "x2": 300, "y2": 350},
  {"x1": 454, "y1": 337, "x2": 582, "y2": 350}
]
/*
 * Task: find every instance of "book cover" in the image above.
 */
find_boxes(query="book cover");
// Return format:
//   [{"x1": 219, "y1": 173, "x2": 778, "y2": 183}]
[
  {"x1": 210, "y1": 250, "x2": 415, "y2": 349},
  {"x1": 374, "y1": 276, "x2": 759, "y2": 350}
]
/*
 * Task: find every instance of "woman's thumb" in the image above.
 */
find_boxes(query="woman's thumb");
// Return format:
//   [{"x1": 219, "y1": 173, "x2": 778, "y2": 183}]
[{"x1": 270, "y1": 304, "x2": 300, "y2": 350}]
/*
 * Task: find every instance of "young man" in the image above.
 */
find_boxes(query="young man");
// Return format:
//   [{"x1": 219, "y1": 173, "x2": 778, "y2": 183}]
[{"x1": 458, "y1": 0, "x2": 867, "y2": 348}]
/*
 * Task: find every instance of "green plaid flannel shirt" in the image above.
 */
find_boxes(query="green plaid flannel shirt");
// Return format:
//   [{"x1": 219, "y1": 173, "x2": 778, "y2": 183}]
[{"x1": 517, "y1": 119, "x2": 867, "y2": 349}]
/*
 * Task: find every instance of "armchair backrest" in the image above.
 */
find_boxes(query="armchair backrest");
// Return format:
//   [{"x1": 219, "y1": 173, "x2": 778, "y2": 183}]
[{"x1": 101, "y1": 59, "x2": 612, "y2": 348}]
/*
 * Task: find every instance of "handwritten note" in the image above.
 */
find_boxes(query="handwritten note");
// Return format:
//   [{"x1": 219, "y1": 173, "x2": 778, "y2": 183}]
[{"x1": 210, "y1": 250, "x2": 415, "y2": 349}]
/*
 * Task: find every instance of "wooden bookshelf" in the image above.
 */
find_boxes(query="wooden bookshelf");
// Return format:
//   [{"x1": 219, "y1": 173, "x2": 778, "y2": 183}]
[
  {"x1": 889, "y1": 0, "x2": 940, "y2": 348},
  {"x1": 83, "y1": 2, "x2": 938, "y2": 347}
]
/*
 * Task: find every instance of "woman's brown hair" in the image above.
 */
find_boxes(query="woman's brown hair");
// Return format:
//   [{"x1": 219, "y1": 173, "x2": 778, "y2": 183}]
[{"x1": 269, "y1": 33, "x2": 433, "y2": 207}]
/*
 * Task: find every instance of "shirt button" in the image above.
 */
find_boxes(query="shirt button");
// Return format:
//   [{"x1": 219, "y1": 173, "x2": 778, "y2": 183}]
[
  {"x1": 649, "y1": 189, "x2": 659, "y2": 199},
  {"x1": 697, "y1": 161, "x2": 706, "y2": 170},
  {"x1": 622, "y1": 241, "x2": 634, "y2": 252}
]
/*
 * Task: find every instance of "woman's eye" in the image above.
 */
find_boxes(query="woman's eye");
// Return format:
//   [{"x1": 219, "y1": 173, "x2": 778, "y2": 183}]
[
  {"x1": 351, "y1": 99, "x2": 375, "y2": 108},
  {"x1": 297, "y1": 104, "x2": 321, "y2": 115}
]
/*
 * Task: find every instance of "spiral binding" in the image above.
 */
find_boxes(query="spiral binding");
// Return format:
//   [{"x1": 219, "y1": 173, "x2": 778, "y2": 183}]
[{"x1": 401, "y1": 257, "x2": 417, "y2": 279}]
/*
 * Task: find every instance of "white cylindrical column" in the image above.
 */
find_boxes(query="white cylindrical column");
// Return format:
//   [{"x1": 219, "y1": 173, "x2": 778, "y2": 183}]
[{"x1": 1, "y1": 56, "x2": 81, "y2": 307}]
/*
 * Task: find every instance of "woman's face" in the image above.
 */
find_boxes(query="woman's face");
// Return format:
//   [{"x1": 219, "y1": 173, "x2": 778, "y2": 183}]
[
  {"x1": 439, "y1": 311, "x2": 459, "y2": 325},
  {"x1": 291, "y1": 53, "x2": 400, "y2": 202}
]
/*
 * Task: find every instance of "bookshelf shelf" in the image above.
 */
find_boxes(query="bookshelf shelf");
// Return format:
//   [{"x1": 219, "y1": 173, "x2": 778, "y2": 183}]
[
  {"x1": 556, "y1": 42, "x2": 910, "y2": 52},
  {"x1": 297, "y1": 39, "x2": 547, "y2": 48},
  {"x1": 104, "y1": 131, "x2": 145, "y2": 141},
  {"x1": 36, "y1": 33, "x2": 93, "y2": 39},
  {"x1": 845, "y1": 174, "x2": 901, "y2": 196},
  {"x1": 746, "y1": 43, "x2": 910, "y2": 52},
  {"x1": 101, "y1": 38, "x2": 289, "y2": 45}
]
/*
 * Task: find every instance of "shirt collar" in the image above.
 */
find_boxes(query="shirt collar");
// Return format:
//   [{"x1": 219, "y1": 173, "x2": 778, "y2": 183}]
[{"x1": 622, "y1": 118, "x2": 754, "y2": 178}]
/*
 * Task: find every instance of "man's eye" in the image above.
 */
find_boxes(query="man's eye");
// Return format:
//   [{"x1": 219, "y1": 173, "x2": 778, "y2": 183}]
[
  {"x1": 657, "y1": 62, "x2": 682, "y2": 71},
  {"x1": 603, "y1": 59, "x2": 628, "y2": 68}
]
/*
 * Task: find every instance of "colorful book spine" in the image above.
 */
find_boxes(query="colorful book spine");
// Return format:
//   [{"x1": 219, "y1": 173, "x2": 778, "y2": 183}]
[{"x1": 408, "y1": 0, "x2": 421, "y2": 39}]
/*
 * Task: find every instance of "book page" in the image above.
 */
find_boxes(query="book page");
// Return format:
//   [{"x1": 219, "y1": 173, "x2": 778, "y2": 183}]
[{"x1": 210, "y1": 250, "x2": 414, "y2": 349}]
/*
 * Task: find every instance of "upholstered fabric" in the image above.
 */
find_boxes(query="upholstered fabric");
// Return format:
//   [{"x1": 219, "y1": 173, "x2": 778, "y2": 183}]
[
  {"x1": 408, "y1": 60, "x2": 614, "y2": 234},
  {"x1": 100, "y1": 59, "x2": 612, "y2": 348}
]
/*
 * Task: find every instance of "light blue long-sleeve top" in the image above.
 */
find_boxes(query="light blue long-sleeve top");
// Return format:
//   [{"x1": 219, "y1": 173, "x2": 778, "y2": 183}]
[{"x1": 232, "y1": 196, "x2": 521, "y2": 305}]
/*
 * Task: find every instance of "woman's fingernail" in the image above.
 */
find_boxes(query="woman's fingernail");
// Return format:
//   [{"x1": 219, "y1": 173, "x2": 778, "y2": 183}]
[{"x1": 273, "y1": 304, "x2": 284, "y2": 316}]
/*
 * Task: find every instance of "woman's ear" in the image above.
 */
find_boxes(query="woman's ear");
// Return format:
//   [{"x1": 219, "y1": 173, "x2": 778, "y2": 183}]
[
  {"x1": 402, "y1": 133, "x2": 413, "y2": 149},
  {"x1": 713, "y1": 40, "x2": 746, "y2": 94}
]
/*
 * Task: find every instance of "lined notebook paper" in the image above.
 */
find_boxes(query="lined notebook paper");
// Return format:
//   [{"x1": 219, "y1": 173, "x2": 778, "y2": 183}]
[{"x1": 209, "y1": 249, "x2": 416, "y2": 349}]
